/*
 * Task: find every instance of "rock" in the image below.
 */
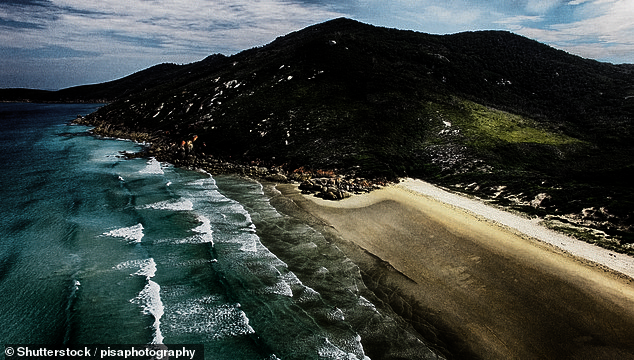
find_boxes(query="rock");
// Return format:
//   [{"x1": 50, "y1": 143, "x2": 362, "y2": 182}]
[
  {"x1": 324, "y1": 191, "x2": 338, "y2": 200},
  {"x1": 267, "y1": 174, "x2": 287, "y2": 182},
  {"x1": 299, "y1": 180, "x2": 315, "y2": 191},
  {"x1": 531, "y1": 193, "x2": 551, "y2": 208}
]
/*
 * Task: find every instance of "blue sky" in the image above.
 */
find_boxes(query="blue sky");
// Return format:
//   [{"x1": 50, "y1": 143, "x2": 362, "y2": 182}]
[{"x1": 1, "y1": 0, "x2": 633, "y2": 89}]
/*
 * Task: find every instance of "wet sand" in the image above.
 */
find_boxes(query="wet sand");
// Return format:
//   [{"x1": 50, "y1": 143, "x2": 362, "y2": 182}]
[{"x1": 272, "y1": 180, "x2": 634, "y2": 360}]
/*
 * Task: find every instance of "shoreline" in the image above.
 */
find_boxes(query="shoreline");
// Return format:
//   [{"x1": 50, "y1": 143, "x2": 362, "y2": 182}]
[
  {"x1": 71, "y1": 115, "x2": 634, "y2": 358},
  {"x1": 398, "y1": 178, "x2": 634, "y2": 280},
  {"x1": 272, "y1": 179, "x2": 634, "y2": 359}
]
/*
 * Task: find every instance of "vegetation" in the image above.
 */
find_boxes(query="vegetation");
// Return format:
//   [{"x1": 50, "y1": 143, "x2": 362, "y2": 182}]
[{"x1": 456, "y1": 100, "x2": 585, "y2": 146}]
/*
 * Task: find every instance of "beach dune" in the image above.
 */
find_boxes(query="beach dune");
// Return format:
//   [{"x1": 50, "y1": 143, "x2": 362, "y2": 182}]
[{"x1": 274, "y1": 179, "x2": 634, "y2": 360}]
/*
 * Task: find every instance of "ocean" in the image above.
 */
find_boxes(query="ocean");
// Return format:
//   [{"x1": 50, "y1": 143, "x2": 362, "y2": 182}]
[{"x1": 0, "y1": 103, "x2": 441, "y2": 359}]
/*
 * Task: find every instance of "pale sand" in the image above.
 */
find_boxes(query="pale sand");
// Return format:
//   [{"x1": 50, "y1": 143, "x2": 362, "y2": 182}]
[
  {"x1": 274, "y1": 179, "x2": 634, "y2": 360},
  {"x1": 399, "y1": 178, "x2": 634, "y2": 279}
]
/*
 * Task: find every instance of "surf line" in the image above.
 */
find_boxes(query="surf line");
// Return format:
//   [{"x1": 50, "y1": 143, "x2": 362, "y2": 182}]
[{"x1": 130, "y1": 258, "x2": 165, "y2": 344}]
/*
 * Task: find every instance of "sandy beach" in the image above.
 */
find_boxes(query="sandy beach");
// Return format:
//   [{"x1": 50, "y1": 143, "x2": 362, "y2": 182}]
[{"x1": 272, "y1": 179, "x2": 634, "y2": 360}]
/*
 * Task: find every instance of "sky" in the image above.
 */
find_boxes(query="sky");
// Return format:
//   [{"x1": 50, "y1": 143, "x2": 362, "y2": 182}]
[{"x1": 1, "y1": 0, "x2": 633, "y2": 90}]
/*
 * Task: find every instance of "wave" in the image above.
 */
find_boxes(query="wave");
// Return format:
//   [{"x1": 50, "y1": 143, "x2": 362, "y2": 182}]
[
  {"x1": 317, "y1": 336, "x2": 370, "y2": 360},
  {"x1": 138, "y1": 157, "x2": 164, "y2": 175},
  {"x1": 114, "y1": 258, "x2": 151, "y2": 271},
  {"x1": 134, "y1": 258, "x2": 157, "y2": 280},
  {"x1": 138, "y1": 199, "x2": 194, "y2": 211},
  {"x1": 191, "y1": 214, "x2": 213, "y2": 245},
  {"x1": 102, "y1": 223, "x2": 144, "y2": 244},
  {"x1": 127, "y1": 257, "x2": 164, "y2": 344},
  {"x1": 131, "y1": 279, "x2": 164, "y2": 344},
  {"x1": 163, "y1": 299, "x2": 255, "y2": 341}
]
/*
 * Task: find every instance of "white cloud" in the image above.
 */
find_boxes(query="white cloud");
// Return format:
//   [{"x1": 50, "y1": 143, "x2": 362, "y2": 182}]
[
  {"x1": 525, "y1": 0, "x2": 561, "y2": 14},
  {"x1": 560, "y1": 42, "x2": 634, "y2": 63},
  {"x1": 567, "y1": 0, "x2": 592, "y2": 5},
  {"x1": 355, "y1": 0, "x2": 486, "y2": 33},
  {"x1": 4, "y1": 0, "x2": 344, "y2": 56},
  {"x1": 494, "y1": 14, "x2": 544, "y2": 30},
  {"x1": 425, "y1": 5, "x2": 482, "y2": 26},
  {"x1": 512, "y1": 0, "x2": 634, "y2": 63}
]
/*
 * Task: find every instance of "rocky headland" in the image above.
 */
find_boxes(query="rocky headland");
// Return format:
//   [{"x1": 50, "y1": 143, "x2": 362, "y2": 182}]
[{"x1": 74, "y1": 115, "x2": 388, "y2": 199}]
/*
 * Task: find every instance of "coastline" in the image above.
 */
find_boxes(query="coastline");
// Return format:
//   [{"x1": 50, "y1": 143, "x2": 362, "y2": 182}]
[
  {"x1": 270, "y1": 179, "x2": 634, "y2": 360},
  {"x1": 399, "y1": 178, "x2": 634, "y2": 279},
  {"x1": 73, "y1": 118, "x2": 634, "y2": 358}
]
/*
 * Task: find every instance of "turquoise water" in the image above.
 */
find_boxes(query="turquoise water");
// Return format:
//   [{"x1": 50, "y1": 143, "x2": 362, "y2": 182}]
[{"x1": 0, "y1": 103, "x2": 440, "y2": 359}]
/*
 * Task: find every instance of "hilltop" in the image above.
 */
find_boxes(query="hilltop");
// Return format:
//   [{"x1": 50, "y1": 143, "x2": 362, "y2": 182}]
[{"x1": 10, "y1": 18, "x2": 634, "y2": 252}]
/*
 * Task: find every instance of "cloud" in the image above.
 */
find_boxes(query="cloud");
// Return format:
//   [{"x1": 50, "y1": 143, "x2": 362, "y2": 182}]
[
  {"x1": 567, "y1": 0, "x2": 592, "y2": 5},
  {"x1": 525, "y1": 0, "x2": 562, "y2": 14},
  {"x1": 512, "y1": 0, "x2": 634, "y2": 63},
  {"x1": 0, "y1": 18, "x2": 45, "y2": 29},
  {"x1": 354, "y1": 0, "x2": 486, "y2": 34},
  {"x1": 2, "y1": 0, "x2": 345, "y2": 55},
  {"x1": 0, "y1": 0, "x2": 348, "y2": 88},
  {"x1": 0, "y1": 0, "x2": 60, "y2": 30},
  {"x1": 494, "y1": 14, "x2": 544, "y2": 29}
]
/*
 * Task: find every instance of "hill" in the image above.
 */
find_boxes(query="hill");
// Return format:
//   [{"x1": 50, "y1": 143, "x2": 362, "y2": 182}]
[
  {"x1": 0, "y1": 54, "x2": 228, "y2": 103},
  {"x1": 23, "y1": 18, "x2": 634, "y2": 252}
]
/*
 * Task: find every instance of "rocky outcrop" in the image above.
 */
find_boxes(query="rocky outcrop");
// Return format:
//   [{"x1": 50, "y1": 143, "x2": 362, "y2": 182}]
[
  {"x1": 298, "y1": 177, "x2": 383, "y2": 200},
  {"x1": 74, "y1": 117, "x2": 386, "y2": 200}
]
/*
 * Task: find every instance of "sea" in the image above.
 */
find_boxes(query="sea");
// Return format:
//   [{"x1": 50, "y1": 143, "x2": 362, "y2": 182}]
[{"x1": 0, "y1": 103, "x2": 442, "y2": 360}]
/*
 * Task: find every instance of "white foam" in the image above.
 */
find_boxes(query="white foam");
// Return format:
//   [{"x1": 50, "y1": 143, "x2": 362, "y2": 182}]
[
  {"x1": 281, "y1": 271, "x2": 302, "y2": 287},
  {"x1": 317, "y1": 338, "x2": 353, "y2": 359},
  {"x1": 192, "y1": 214, "x2": 214, "y2": 245},
  {"x1": 262, "y1": 281, "x2": 293, "y2": 297},
  {"x1": 114, "y1": 258, "x2": 148, "y2": 271},
  {"x1": 188, "y1": 179, "x2": 208, "y2": 187},
  {"x1": 239, "y1": 235, "x2": 258, "y2": 252},
  {"x1": 131, "y1": 279, "x2": 164, "y2": 344},
  {"x1": 102, "y1": 223, "x2": 144, "y2": 243},
  {"x1": 134, "y1": 258, "x2": 157, "y2": 279},
  {"x1": 167, "y1": 215, "x2": 215, "y2": 245},
  {"x1": 328, "y1": 307, "x2": 345, "y2": 322},
  {"x1": 158, "y1": 258, "x2": 215, "y2": 267},
  {"x1": 139, "y1": 157, "x2": 164, "y2": 175},
  {"x1": 164, "y1": 300, "x2": 255, "y2": 340},
  {"x1": 201, "y1": 189, "x2": 228, "y2": 202},
  {"x1": 296, "y1": 286, "x2": 320, "y2": 303},
  {"x1": 357, "y1": 296, "x2": 378, "y2": 313},
  {"x1": 317, "y1": 337, "x2": 369, "y2": 360},
  {"x1": 139, "y1": 199, "x2": 194, "y2": 211}
]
